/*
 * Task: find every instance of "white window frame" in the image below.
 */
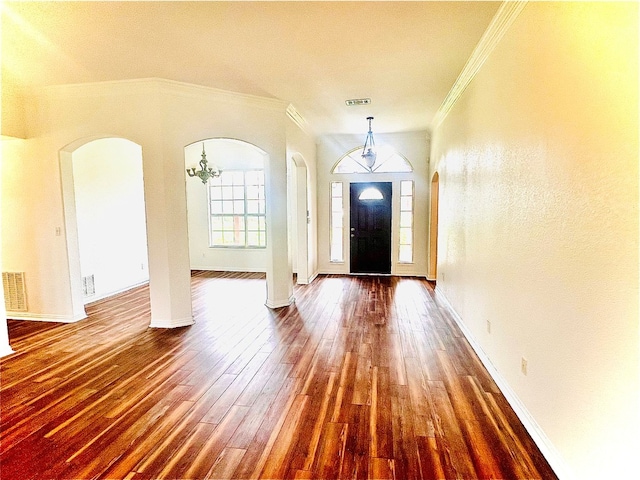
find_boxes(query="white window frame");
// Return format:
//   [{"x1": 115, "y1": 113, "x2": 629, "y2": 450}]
[{"x1": 209, "y1": 170, "x2": 266, "y2": 248}]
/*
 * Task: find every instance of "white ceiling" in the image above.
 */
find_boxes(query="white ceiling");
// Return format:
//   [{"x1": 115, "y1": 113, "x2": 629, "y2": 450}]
[{"x1": 1, "y1": 1, "x2": 500, "y2": 135}]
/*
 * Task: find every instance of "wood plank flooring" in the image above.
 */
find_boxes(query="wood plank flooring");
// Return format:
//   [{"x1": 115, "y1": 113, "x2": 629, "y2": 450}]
[{"x1": 1, "y1": 272, "x2": 558, "y2": 479}]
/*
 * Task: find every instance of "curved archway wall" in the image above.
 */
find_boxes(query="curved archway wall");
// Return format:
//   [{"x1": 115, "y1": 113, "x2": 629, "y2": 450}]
[
  {"x1": 185, "y1": 138, "x2": 268, "y2": 273},
  {"x1": 1, "y1": 78, "x2": 297, "y2": 330}
]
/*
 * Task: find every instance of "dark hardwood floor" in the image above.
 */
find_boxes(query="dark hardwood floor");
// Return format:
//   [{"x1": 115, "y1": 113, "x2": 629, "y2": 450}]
[{"x1": 0, "y1": 272, "x2": 558, "y2": 479}]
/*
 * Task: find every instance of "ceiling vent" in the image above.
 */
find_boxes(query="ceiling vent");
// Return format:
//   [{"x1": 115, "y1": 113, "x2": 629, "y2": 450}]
[{"x1": 345, "y1": 98, "x2": 371, "y2": 107}]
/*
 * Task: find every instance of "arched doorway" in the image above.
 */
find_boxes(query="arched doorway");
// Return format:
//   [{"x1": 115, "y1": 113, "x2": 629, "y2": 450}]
[
  {"x1": 291, "y1": 153, "x2": 311, "y2": 284},
  {"x1": 60, "y1": 137, "x2": 149, "y2": 321},
  {"x1": 428, "y1": 172, "x2": 439, "y2": 281}
]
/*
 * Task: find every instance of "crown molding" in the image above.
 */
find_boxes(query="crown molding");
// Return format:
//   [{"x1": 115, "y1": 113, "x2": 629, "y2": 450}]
[
  {"x1": 431, "y1": 1, "x2": 528, "y2": 129},
  {"x1": 34, "y1": 78, "x2": 289, "y2": 112},
  {"x1": 286, "y1": 104, "x2": 312, "y2": 135}
]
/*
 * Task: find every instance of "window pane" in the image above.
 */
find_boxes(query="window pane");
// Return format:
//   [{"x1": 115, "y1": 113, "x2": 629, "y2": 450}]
[
  {"x1": 246, "y1": 185, "x2": 259, "y2": 199},
  {"x1": 231, "y1": 171, "x2": 244, "y2": 184},
  {"x1": 399, "y1": 244, "x2": 413, "y2": 263},
  {"x1": 401, "y1": 197, "x2": 413, "y2": 211},
  {"x1": 401, "y1": 180, "x2": 413, "y2": 196},
  {"x1": 220, "y1": 172, "x2": 233, "y2": 185},
  {"x1": 211, "y1": 231, "x2": 224, "y2": 244},
  {"x1": 209, "y1": 169, "x2": 265, "y2": 248},
  {"x1": 233, "y1": 216, "x2": 245, "y2": 231},
  {"x1": 210, "y1": 187, "x2": 222, "y2": 200},
  {"x1": 330, "y1": 181, "x2": 343, "y2": 262},
  {"x1": 400, "y1": 212, "x2": 413, "y2": 228},
  {"x1": 247, "y1": 231, "x2": 259, "y2": 246},
  {"x1": 359, "y1": 188, "x2": 383, "y2": 200},
  {"x1": 246, "y1": 216, "x2": 258, "y2": 230},
  {"x1": 211, "y1": 217, "x2": 223, "y2": 230},
  {"x1": 400, "y1": 227, "x2": 412, "y2": 245},
  {"x1": 222, "y1": 216, "x2": 234, "y2": 230},
  {"x1": 233, "y1": 186, "x2": 244, "y2": 198},
  {"x1": 245, "y1": 170, "x2": 260, "y2": 184}
]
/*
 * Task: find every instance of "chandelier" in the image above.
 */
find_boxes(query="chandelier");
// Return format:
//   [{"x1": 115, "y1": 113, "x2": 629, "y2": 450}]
[
  {"x1": 186, "y1": 143, "x2": 221, "y2": 184},
  {"x1": 361, "y1": 116, "x2": 377, "y2": 171}
]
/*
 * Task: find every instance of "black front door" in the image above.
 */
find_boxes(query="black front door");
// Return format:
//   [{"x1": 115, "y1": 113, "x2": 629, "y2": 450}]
[{"x1": 350, "y1": 182, "x2": 392, "y2": 274}]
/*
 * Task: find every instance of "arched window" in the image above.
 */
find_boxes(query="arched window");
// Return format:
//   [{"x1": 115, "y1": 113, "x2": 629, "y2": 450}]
[
  {"x1": 358, "y1": 187, "x2": 384, "y2": 200},
  {"x1": 331, "y1": 145, "x2": 413, "y2": 174}
]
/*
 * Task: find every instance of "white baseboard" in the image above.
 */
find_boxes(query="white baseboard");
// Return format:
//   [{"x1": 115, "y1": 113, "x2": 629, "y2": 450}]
[
  {"x1": 84, "y1": 280, "x2": 149, "y2": 305},
  {"x1": 265, "y1": 295, "x2": 294, "y2": 309},
  {"x1": 190, "y1": 266, "x2": 265, "y2": 273},
  {"x1": 149, "y1": 316, "x2": 195, "y2": 329},
  {"x1": 434, "y1": 286, "x2": 574, "y2": 480},
  {"x1": 0, "y1": 344, "x2": 15, "y2": 358},
  {"x1": 5, "y1": 312, "x2": 87, "y2": 323}
]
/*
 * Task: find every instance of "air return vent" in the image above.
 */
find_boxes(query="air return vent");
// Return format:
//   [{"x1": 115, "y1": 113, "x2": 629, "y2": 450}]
[
  {"x1": 345, "y1": 98, "x2": 371, "y2": 106},
  {"x1": 2, "y1": 272, "x2": 27, "y2": 312},
  {"x1": 82, "y1": 274, "x2": 95, "y2": 297}
]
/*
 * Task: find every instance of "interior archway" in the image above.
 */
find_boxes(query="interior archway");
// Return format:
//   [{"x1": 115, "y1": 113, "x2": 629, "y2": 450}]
[{"x1": 60, "y1": 136, "x2": 149, "y2": 321}]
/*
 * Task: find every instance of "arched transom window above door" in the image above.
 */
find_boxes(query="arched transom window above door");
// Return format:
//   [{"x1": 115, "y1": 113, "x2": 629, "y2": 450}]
[{"x1": 331, "y1": 145, "x2": 413, "y2": 174}]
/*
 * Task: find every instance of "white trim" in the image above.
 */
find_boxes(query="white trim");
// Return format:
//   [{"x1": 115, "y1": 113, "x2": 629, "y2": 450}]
[
  {"x1": 190, "y1": 266, "x2": 266, "y2": 274},
  {"x1": 6, "y1": 312, "x2": 87, "y2": 323},
  {"x1": 84, "y1": 280, "x2": 149, "y2": 305},
  {"x1": 431, "y1": 1, "x2": 528, "y2": 129},
  {"x1": 0, "y1": 346, "x2": 15, "y2": 358},
  {"x1": 149, "y1": 316, "x2": 195, "y2": 329},
  {"x1": 434, "y1": 286, "x2": 574, "y2": 480},
  {"x1": 35, "y1": 78, "x2": 289, "y2": 112},
  {"x1": 287, "y1": 104, "x2": 311, "y2": 135},
  {"x1": 265, "y1": 295, "x2": 294, "y2": 309}
]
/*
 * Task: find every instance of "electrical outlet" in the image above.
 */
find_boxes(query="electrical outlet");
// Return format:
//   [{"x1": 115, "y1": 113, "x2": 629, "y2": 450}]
[
  {"x1": 487, "y1": 320, "x2": 491, "y2": 334},
  {"x1": 521, "y1": 357, "x2": 528, "y2": 376}
]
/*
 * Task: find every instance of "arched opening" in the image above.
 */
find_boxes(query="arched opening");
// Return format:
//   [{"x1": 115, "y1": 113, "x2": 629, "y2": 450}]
[
  {"x1": 60, "y1": 137, "x2": 149, "y2": 320},
  {"x1": 184, "y1": 138, "x2": 268, "y2": 273},
  {"x1": 290, "y1": 153, "x2": 311, "y2": 284},
  {"x1": 184, "y1": 137, "x2": 292, "y2": 310},
  {"x1": 428, "y1": 172, "x2": 439, "y2": 281}
]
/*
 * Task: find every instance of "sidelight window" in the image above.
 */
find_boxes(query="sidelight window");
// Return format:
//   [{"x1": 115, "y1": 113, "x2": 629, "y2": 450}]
[
  {"x1": 330, "y1": 182, "x2": 344, "y2": 262},
  {"x1": 399, "y1": 180, "x2": 414, "y2": 263}
]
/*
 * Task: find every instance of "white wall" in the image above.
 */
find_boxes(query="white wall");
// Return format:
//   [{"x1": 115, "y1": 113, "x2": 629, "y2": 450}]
[
  {"x1": 1, "y1": 78, "x2": 294, "y2": 325},
  {"x1": 73, "y1": 138, "x2": 149, "y2": 302},
  {"x1": 430, "y1": 3, "x2": 638, "y2": 479},
  {"x1": 186, "y1": 138, "x2": 267, "y2": 272},
  {"x1": 317, "y1": 131, "x2": 430, "y2": 276}
]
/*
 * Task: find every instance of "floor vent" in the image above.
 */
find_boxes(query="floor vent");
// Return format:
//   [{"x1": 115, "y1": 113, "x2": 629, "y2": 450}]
[
  {"x1": 2, "y1": 272, "x2": 27, "y2": 311},
  {"x1": 82, "y1": 274, "x2": 95, "y2": 297}
]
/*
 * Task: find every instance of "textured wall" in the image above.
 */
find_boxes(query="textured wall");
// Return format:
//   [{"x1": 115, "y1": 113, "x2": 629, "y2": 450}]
[{"x1": 431, "y1": 3, "x2": 638, "y2": 479}]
